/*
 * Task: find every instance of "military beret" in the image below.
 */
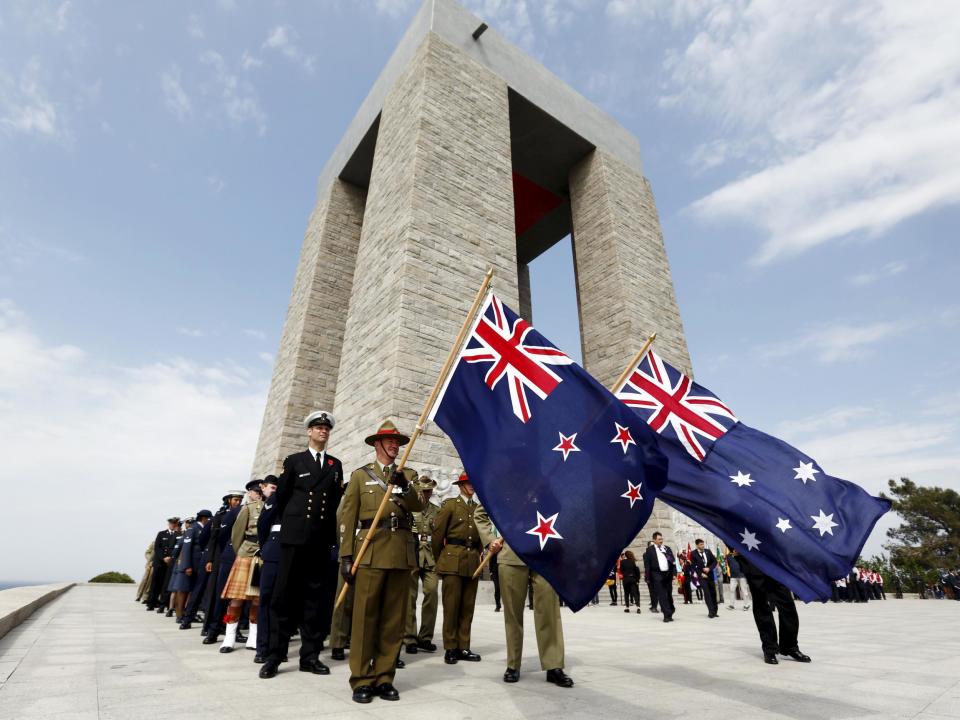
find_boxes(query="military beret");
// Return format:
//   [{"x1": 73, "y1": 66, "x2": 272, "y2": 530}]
[
  {"x1": 245, "y1": 478, "x2": 262, "y2": 491},
  {"x1": 196, "y1": 509, "x2": 213, "y2": 519},
  {"x1": 304, "y1": 410, "x2": 335, "y2": 429}
]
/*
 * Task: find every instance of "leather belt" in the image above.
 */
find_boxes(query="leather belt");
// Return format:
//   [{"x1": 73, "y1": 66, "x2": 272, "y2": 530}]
[
  {"x1": 445, "y1": 538, "x2": 479, "y2": 549},
  {"x1": 243, "y1": 532, "x2": 259, "y2": 542},
  {"x1": 359, "y1": 517, "x2": 410, "y2": 532},
  {"x1": 270, "y1": 524, "x2": 282, "y2": 532}
]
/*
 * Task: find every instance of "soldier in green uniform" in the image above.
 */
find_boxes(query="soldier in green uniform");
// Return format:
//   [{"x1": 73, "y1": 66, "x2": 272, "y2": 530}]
[
  {"x1": 330, "y1": 491, "x2": 354, "y2": 662},
  {"x1": 404, "y1": 473, "x2": 439, "y2": 655},
  {"x1": 474, "y1": 500, "x2": 574, "y2": 688},
  {"x1": 339, "y1": 420, "x2": 423, "y2": 704},
  {"x1": 433, "y1": 472, "x2": 482, "y2": 664}
]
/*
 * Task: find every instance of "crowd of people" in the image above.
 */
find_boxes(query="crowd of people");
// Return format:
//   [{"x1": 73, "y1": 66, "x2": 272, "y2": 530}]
[{"x1": 134, "y1": 412, "x2": 574, "y2": 704}]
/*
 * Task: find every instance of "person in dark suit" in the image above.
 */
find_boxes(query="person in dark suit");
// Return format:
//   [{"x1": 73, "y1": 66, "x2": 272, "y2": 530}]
[
  {"x1": 254, "y1": 476, "x2": 281, "y2": 663},
  {"x1": 643, "y1": 541, "x2": 658, "y2": 612},
  {"x1": 202, "y1": 492, "x2": 245, "y2": 645},
  {"x1": 620, "y1": 550, "x2": 641, "y2": 614},
  {"x1": 259, "y1": 410, "x2": 344, "y2": 680},
  {"x1": 643, "y1": 532, "x2": 676, "y2": 622},
  {"x1": 735, "y1": 551, "x2": 811, "y2": 665},
  {"x1": 691, "y1": 539, "x2": 719, "y2": 618},
  {"x1": 169, "y1": 509, "x2": 213, "y2": 622},
  {"x1": 146, "y1": 518, "x2": 179, "y2": 610}
]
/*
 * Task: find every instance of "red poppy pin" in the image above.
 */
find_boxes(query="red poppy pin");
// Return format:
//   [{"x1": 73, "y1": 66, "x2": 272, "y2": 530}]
[{"x1": 327, "y1": 458, "x2": 334, "y2": 466}]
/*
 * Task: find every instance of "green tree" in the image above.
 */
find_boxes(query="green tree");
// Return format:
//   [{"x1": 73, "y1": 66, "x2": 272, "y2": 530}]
[
  {"x1": 882, "y1": 478, "x2": 960, "y2": 578},
  {"x1": 89, "y1": 571, "x2": 134, "y2": 583}
]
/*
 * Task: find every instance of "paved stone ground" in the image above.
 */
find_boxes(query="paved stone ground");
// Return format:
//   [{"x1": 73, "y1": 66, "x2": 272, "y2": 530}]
[{"x1": 0, "y1": 584, "x2": 957, "y2": 720}]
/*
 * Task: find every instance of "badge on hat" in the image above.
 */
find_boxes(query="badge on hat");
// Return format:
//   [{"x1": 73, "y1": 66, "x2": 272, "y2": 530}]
[{"x1": 304, "y1": 410, "x2": 335, "y2": 430}]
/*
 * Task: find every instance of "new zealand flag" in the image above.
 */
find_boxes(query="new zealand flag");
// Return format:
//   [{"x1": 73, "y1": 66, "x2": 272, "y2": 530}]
[
  {"x1": 617, "y1": 349, "x2": 891, "y2": 602},
  {"x1": 430, "y1": 292, "x2": 668, "y2": 611}
]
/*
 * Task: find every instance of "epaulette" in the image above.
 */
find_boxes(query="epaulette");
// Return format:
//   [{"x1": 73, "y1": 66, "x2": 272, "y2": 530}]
[{"x1": 441, "y1": 497, "x2": 458, "y2": 506}]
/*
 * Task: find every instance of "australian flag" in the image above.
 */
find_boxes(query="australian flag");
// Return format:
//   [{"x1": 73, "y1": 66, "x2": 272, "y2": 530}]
[
  {"x1": 616, "y1": 348, "x2": 891, "y2": 602},
  {"x1": 430, "y1": 292, "x2": 668, "y2": 611}
]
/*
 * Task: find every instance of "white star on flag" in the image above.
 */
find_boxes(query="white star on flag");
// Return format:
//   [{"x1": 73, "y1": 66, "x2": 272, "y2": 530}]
[
  {"x1": 552, "y1": 432, "x2": 580, "y2": 462},
  {"x1": 620, "y1": 480, "x2": 643, "y2": 509},
  {"x1": 740, "y1": 527, "x2": 761, "y2": 551},
  {"x1": 526, "y1": 511, "x2": 563, "y2": 550},
  {"x1": 793, "y1": 461, "x2": 819, "y2": 484},
  {"x1": 730, "y1": 471, "x2": 754, "y2": 488},
  {"x1": 610, "y1": 422, "x2": 636, "y2": 453},
  {"x1": 775, "y1": 517, "x2": 792, "y2": 533},
  {"x1": 810, "y1": 509, "x2": 838, "y2": 537}
]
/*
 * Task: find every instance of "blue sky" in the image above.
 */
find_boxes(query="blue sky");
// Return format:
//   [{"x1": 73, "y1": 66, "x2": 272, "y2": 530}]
[{"x1": 1, "y1": 0, "x2": 957, "y2": 582}]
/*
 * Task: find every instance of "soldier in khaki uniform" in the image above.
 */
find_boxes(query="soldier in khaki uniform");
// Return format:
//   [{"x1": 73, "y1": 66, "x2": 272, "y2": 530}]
[
  {"x1": 404, "y1": 474, "x2": 439, "y2": 655},
  {"x1": 432, "y1": 472, "x2": 482, "y2": 664},
  {"x1": 339, "y1": 420, "x2": 424, "y2": 704},
  {"x1": 330, "y1": 483, "x2": 354, "y2": 661},
  {"x1": 475, "y1": 500, "x2": 574, "y2": 688}
]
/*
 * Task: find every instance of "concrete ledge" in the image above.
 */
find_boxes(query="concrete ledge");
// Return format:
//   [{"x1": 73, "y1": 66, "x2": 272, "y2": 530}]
[{"x1": 0, "y1": 583, "x2": 74, "y2": 641}]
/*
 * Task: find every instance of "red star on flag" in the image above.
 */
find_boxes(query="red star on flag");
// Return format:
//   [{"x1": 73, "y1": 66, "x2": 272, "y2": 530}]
[
  {"x1": 526, "y1": 511, "x2": 563, "y2": 550},
  {"x1": 552, "y1": 432, "x2": 580, "y2": 461},
  {"x1": 620, "y1": 480, "x2": 643, "y2": 508},
  {"x1": 610, "y1": 422, "x2": 636, "y2": 453}
]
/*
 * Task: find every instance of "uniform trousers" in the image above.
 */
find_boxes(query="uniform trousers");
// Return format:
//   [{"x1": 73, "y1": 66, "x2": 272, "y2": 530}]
[
  {"x1": 743, "y1": 571, "x2": 799, "y2": 655},
  {"x1": 205, "y1": 553, "x2": 234, "y2": 634},
  {"x1": 268, "y1": 544, "x2": 337, "y2": 663},
  {"x1": 146, "y1": 562, "x2": 167, "y2": 608},
  {"x1": 499, "y1": 564, "x2": 564, "y2": 671},
  {"x1": 728, "y1": 575, "x2": 751, "y2": 607},
  {"x1": 183, "y1": 568, "x2": 209, "y2": 620},
  {"x1": 701, "y1": 576, "x2": 718, "y2": 615},
  {"x1": 349, "y1": 567, "x2": 410, "y2": 690},
  {"x1": 651, "y1": 571, "x2": 675, "y2": 619},
  {"x1": 404, "y1": 566, "x2": 438, "y2": 645},
  {"x1": 330, "y1": 571, "x2": 354, "y2": 649},
  {"x1": 440, "y1": 574, "x2": 478, "y2": 650},
  {"x1": 256, "y1": 559, "x2": 279, "y2": 657}
]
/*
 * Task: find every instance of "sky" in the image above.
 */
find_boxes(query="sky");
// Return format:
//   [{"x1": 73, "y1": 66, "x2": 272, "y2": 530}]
[{"x1": 1, "y1": 0, "x2": 957, "y2": 583}]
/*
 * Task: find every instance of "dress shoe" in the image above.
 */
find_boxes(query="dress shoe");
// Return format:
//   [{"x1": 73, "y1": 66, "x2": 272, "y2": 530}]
[
  {"x1": 416, "y1": 640, "x2": 437, "y2": 652},
  {"x1": 219, "y1": 646, "x2": 233, "y2": 654},
  {"x1": 444, "y1": 649, "x2": 459, "y2": 665},
  {"x1": 352, "y1": 686, "x2": 374, "y2": 704},
  {"x1": 145, "y1": 605, "x2": 156, "y2": 611},
  {"x1": 764, "y1": 653, "x2": 779, "y2": 665},
  {"x1": 624, "y1": 608, "x2": 630, "y2": 613},
  {"x1": 179, "y1": 622, "x2": 192, "y2": 630},
  {"x1": 375, "y1": 683, "x2": 399, "y2": 701},
  {"x1": 331, "y1": 647, "x2": 345, "y2": 661},
  {"x1": 202, "y1": 633, "x2": 219, "y2": 645},
  {"x1": 546, "y1": 669, "x2": 574, "y2": 688},
  {"x1": 495, "y1": 606, "x2": 501, "y2": 612},
  {"x1": 299, "y1": 659, "x2": 330, "y2": 675},
  {"x1": 780, "y1": 649, "x2": 812, "y2": 663},
  {"x1": 503, "y1": 667, "x2": 519, "y2": 683},
  {"x1": 662, "y1": 617, "x2": 670, "y2": 623},
  {"x1": 395, "y1": 657, "x2": 405, "y2": 669},
  {"x1": 259, "y1": 660, "x2": 279, "y2": 679},
  {"x1": 458, "y1": 649, "x2": 481, "y2": 662},
  {"x1": 708, "y1": 613, "x2": 718, "y2": 618},
  {"x1": 405, "y1": 643, "x2": 418, "y2": 654},
  {"x1": 156, "y1": 607, "x2": 165, "y2": 613},
  {"x1": 236, "y1": 632, "x2": 247, "y2": 644},
  {"x1": 253, "y1": 654, "x2": 265, "y2": 664},
  {"x1": 165, "y1": 609, "x2": 174, "y2": 617},
  {"x1": 635, "y1": 608, "x2": 642, "y2": 614}
]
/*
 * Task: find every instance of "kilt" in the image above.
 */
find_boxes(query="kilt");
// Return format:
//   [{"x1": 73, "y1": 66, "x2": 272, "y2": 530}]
[{"x1": 221, "y1": 556, "x2": 261, "y2": 600}]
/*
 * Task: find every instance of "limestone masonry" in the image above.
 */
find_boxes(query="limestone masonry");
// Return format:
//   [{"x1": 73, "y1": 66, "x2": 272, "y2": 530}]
[{"x1": 251, "y1": 0, "x2": 717, "y2": 552}]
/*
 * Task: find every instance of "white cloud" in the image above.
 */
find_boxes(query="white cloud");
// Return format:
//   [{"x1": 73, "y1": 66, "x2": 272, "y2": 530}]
[
  {"x1": 240, "y1": 51, "x2": 263, "y2": 71},
  {"x1": 258, "y1": 351, "x2": 274, "y2": 364},
  {"x1": 373, "y1": 0, "x2": 417, "y2": 18},
  {"x1": 160, "y1": 64, "x2": 192, "y2": 120},
  {"x1": 0, "y1": 57, "x2": 60, "y2": 137},
  {"x1": 199, "y1": 50, "x2": 267, "y2": 135},
  {"x1": 0, "y1": 300, "x2": 268, "y2": 581},
  {"x1": 187, "y1": 13, "x2": 204, "y2": 39},
  {"x1": 0, "y1": 227, "x2": 83, "y2": 267},
  {"x1": 243, "y1": 328, "x2": 266, "y2": 340},
  {"x1": 176, "y1": 326, "x2": 204, "y2": 338},
  {"x1": 850, "y1": 260, "x2": 907, "y2": 287},
  {"x1": 262, "y1": 25, "x2": 315, "y2": 74},
  {"x1": 206, "y1": 174, "x2": 225, "y2": 193},
  {"x1": 651, "y1": 1, "x2": 960, "y2": 264},
  {"x1": 760, "y1": 320, "x2": 902, "y2": 364}
]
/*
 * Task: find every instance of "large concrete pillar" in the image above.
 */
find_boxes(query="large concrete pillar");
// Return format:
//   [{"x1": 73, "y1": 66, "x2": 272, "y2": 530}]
[
  {"x1": 251, "y1": 180, "x2": 366, "y2": 477},
  {"x1": 329, "y1": 34, "x2": 518, "y2": 480},
  {"x1": 569, "y1": 149, "x2": 702, "y2": 550}
]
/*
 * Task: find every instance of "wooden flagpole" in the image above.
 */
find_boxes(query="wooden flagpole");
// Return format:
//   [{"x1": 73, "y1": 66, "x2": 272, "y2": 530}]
[
  {"x1": 471, "y1": 332, "x2": 658, "y2": 581},
  {"x1": 335, "y1": 268, "x2": 494, "y2": 609}
]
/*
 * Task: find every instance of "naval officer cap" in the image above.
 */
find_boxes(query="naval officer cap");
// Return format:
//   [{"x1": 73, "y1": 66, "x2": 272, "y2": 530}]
[
  {"x1": 245, "y1": 478, "x2": 262, "y2": 491},
  {"x1": 167, "y1": 516, "x2": 180, "y2": 523},
  {"x1": 222, "y1": 490, "x2": 244, "y2": 501},
  {"x1": 305, "y1": 410, "x2": 335, "y2": 430}
]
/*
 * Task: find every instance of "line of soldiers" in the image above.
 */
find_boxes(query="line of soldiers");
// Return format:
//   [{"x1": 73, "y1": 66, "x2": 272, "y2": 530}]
[{"x1": 136, "y1": 413, "x2": 574, "y2": 704}]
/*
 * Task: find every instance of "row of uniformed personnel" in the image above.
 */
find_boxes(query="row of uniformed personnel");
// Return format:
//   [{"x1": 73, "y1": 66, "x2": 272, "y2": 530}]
[{"x1": 139, "y1": 411, "x2": 573, "y2": 704}]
